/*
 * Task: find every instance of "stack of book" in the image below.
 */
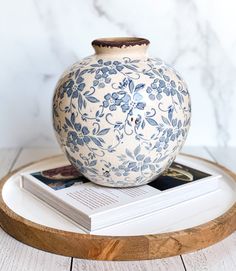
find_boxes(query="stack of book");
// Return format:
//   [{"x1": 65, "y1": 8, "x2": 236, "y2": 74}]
[{"x1": 21, "y1": 158, "x2": 221, "y2": 233}]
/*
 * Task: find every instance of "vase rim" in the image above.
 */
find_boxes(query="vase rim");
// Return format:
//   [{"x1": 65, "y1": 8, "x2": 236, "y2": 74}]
[{"x1": 92, "y1": 37, "x2": 150, "y2": 48}]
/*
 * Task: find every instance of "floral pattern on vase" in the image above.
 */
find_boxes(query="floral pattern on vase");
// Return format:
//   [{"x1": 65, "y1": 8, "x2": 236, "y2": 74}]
[{"x1": 53, "y1": 38, "x2": 191, "y2": 187}]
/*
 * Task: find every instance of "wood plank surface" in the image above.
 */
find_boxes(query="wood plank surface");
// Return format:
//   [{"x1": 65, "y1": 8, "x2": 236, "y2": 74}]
[
  {"x1": 181, "y1": 147, "x2": 236, "y2": 271},
  {"x1": 72, "y1": 257, "x2": 186, "y2": 271},
  {"x1": 0, "y1": 148, "x2": 71, "y2": 271},
  {"x1": 182, "y1": 233, "x2": 236, "y2": 271}
]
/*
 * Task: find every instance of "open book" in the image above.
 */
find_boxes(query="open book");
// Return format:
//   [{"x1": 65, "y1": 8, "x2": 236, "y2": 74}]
[{"x1": 21, "y1": 158, "x2": 221, "y2": 232}]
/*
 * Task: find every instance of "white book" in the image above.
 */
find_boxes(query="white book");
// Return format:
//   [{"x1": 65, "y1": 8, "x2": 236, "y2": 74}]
[{"x1": 21, "y1": 158, "x2": 221, "y2": 233}]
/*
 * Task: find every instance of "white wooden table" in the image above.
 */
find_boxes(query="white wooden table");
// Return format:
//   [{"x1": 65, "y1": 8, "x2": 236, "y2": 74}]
[{"x1": 0, "y1": 147, "x2": 235, "y2": 271}]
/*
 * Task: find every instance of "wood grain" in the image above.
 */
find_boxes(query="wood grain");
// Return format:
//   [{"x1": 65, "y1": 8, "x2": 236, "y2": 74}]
[
  {"x1": 0, "y1": 149, "x2": 71, "y2": 271},
  {"x1": 181, "y1": 147, "x2": 236, "y2": 271},
  {"x1": 0, "y1": 153, "x2": 235, "y2": 261}
]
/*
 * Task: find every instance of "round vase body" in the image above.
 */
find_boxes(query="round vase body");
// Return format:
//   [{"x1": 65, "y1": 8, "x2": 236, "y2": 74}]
[{"x1": 53, "y1": 38, "x2": 191, "y2": 187}]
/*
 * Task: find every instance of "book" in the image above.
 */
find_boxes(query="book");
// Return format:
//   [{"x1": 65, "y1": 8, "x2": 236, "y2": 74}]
[{"x1": 21, "y1": 158, "x2": 221, "y2": 232}]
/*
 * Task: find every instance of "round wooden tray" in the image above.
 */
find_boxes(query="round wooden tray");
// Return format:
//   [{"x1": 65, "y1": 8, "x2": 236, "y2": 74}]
[{"x1": 0, "y1": 154, "x2": 235, "y2": 260}]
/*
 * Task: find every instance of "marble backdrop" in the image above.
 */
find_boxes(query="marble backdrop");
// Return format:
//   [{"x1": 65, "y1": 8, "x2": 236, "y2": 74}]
[{"x1": 0, "y1": 0, "x2": 235, "y2": 147}]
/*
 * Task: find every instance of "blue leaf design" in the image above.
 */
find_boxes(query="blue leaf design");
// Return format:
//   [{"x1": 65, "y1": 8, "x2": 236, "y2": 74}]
[
  {"x1": 144, "y1": 157, "x2": 151, "y2": 163},
  {"x1": 78, "y1": 83, "x2": 85, "y2": 91},
  {"x1": 84, "y1": 91, "x2": 90, "y2": 95},
  {"x1": 178, "y1": 120, "x2": 182, "y2": 129},
  {"x1": 90, "y1": 137, "x2": 102, "y2": 147},
  {"x1": 91, "y1": 64, "x2": 101, "y2": 67},
  {"x1": 141, "y1": 164, "x2": 148, "y2": 171},
  {"x1": 168, "y1": 107, "x2": 173, "y2": 121},
  {"x1": 136, "y1": 102, "x2": 146, "y2": 110},
  {"x1": 118, "y1": 91, "x2": 126, "y2": 95},
  {"x1": 128, "y1": 162, "x2": 136, "y2": 168},
  {"x1": 161, "y1": 116, "x2": 170, "y2": 125},
  {"x1": 65, "y1": 117, "x2": 73, "y2": 128},
  {"x1": 78, "y1": 93, "x2": 83, "y2": 110},
  {"x1": 134, "y1": 145, "x2": 141, "y2": 156},
  {"x1": 89, "y1": 160, "x2": 97, "y2": 166},
  {"x1": 72, "y1": 90, "x2": 78, "y2": 98},
  {"x1": 131, "y1": 167, "x2": 139, "y2": 172},
  {"x1": 141, "y1": 121, "x2": 145, "y2": 129},
  {"x1": 124, "y1": 64, "x2": 137, "y2": 71},
  {"x1": 126, "y1": 149, "x2": 134, "y2": 159},
  {"x1": 75, "y1": 69, "x2": 80, "y2": 78},
  {"x1": 185, "y1": 117, "x2": 191, "y2": 126},
  {"x1": 172, "y1": 118, "x2": 177, "y2": 127},
  {"x1": 70, "y1": 113, "x2": 75, "y2": 124},
  {"x1": 135, "y1": 83, "x2": 145, "y2": 92},
  {"x1": 128, "y1": 79, "x2": 134, "y2": 93},
  {"x1": 177, "y1": 92, "x2": 183, "y2": 104},
  {"x1": 83, "y1": 99, "x2": 87, "y2": 108},
  {"x1": 136, "y1": 154, "x2": 145, "y2": 161},
  {"x1": 80, "y1": 69, "x2": 89, "y2": 76},
  {"x1": 86, "y1": 96, "x2": 100, "y2": 103},
  {"x1": 98, "y1": 137, "x2": 105, "y2": 143},
  {"x1": 97, "y1": 128, "x2": 110, "y2": 136},
  {"x1": 146, "y1": 118, "x2": 158, "y2": 126},
  {"x1": 74, "y1": 123, "x2": 81, "y2": 131}
]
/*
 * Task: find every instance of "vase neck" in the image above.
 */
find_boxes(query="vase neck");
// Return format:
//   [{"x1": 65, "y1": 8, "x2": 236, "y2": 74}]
[{"x1": 92, "y1": 37, "x2": 150, "y2": 59}]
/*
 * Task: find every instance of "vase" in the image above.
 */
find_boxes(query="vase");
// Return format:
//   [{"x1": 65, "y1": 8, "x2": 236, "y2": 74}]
[{"x1": 53, "y1": 37, "x2": 191, "y2": 187}]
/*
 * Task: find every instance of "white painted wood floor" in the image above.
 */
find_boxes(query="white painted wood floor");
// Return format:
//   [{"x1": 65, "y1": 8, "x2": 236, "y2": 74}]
[{"x1": 0, "y1": 147, "x2": 235, "y2": 271}]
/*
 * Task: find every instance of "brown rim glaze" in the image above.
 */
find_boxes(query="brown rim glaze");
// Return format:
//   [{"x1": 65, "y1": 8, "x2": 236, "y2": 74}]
[
  {"x1": 92, "y1": 37, "x2": 150, "y2": 48},
  {"x1": 0, "y1": 154, "x2": 235, "y2": 260}
]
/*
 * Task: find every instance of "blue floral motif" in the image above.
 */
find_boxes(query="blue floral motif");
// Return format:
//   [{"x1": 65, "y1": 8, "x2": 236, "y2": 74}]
[
  {"x1": 66, "y1": 125, "x2": 90, "y2": 152},
  {"x1": 101, "y1": 79, "x2": 146, "y2": 115},
  {"x1": 53, "y1": 55, "x2": 191, "y2": 187},
  {"x1": 74, "y1": 70, "x2": 86, "y2": 92},
  {"x1": 146, "y1": 76, "x2": 178, "y2": 101},
  {"x1": 93, "y1": 71, "x2": 111, "y2": 88},
  {"x1": 113, "y1": 145, "x2": 155, "y2": 177},
  {"x1": 121, "y1": 92, "x2": 146, "y2": 113},
  {"x1": 66, "y1": 151, "x2": 98, "y2": 175},
  {"x1": 59, "y1": 79, "x2": 74, "y2": 98},
  {"x1": 102, "y1": 92, "x2": 122, "y2": 111},
  {"x1": 102, "y1": 91, "x2": 146, "y2": 114},
  {"x1": 92, "y1": 59, "x2": 124, "y2": 88}
]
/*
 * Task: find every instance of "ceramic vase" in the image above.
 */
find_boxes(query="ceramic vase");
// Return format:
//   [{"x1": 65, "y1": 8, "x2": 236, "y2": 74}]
[{"x1": 53, "y1": 37, "x2": 191, "y2": 187}]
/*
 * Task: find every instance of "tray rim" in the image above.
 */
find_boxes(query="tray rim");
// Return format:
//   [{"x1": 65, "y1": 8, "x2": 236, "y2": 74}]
[{"x1": 0, "y1": 153, "x2": 235, "y2": 260}]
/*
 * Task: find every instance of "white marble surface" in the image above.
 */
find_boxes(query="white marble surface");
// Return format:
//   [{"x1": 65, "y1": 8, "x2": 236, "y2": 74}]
[{"x1": 0, "y1": 0, "x2": 235, "y2": 147}]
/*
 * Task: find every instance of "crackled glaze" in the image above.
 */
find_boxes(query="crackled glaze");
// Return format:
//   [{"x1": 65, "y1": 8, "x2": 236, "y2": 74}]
[{"x1": 53, "y1": 38, "x2": 191, "y2": 187}]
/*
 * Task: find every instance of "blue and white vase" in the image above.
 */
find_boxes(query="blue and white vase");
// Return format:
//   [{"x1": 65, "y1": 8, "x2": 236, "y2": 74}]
[{"x1": 53, "y1": 37, "x2": 191, "y2": 187}]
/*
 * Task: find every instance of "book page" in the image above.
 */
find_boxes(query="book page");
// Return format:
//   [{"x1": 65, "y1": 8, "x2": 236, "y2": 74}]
[
  {"x1": 23, "y1": 161, "x2": 218, "y2": 217},
  {"x1": 56, "y1": 182, "x2": 158, "y2": 214},
  {"x1": 66, "y1": 185, "x2": 153, "y2": 211}
]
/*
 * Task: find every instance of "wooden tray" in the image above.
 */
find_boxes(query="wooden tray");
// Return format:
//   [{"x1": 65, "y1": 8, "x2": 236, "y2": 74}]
[{"x1": 0, "y1": 154, "x2": 235, "y2": 260}]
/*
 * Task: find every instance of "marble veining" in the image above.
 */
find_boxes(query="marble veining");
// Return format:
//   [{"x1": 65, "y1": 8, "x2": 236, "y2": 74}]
[{"x1": 0, "y1": 0, "x2": 235, "y2": 147}]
